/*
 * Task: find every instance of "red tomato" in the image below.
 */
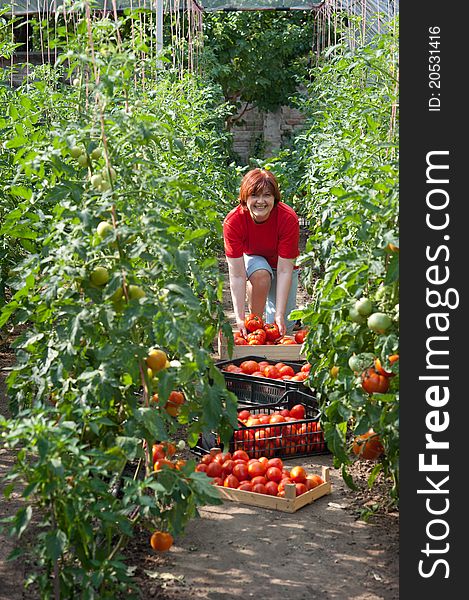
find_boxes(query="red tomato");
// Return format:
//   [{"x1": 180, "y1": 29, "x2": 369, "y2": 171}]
[
  {"x1": 252, "y1": 483, "x2": 268, "y2": 495},
  {"x1": 211, "y1": 477, "x2": 224, "y2": 486},
  {"x1": 258, "y1": 361, "x2": 270, "y2": 370},
  {"x1": 222, "y1": 460, "x2": 234, "y2": 475},
  {"x1": 234, "y1": 337, "x2": 248, "y2": 345},
  {"x1": 290, "y1": 466, "x2": 307, "y2": 483},
  {"x1": 280, "y1": 409, "x2": 290, "y2": 418},
  {"x1": 238, "y1": 482, "x2": 253, "y2": 492},
  {"x1": 278, "y1": 478, "x2": 293, "y2": 492},
  {"x1": 266, "y1": 466, "x2": 283, "y2": 483},
  {"x1": 267, "y1": 457, "x2": 284, "y2": 470},
  {"x1": 238, "y1": 410, "x2": 251, "y2": 422},
  {"x1": 215, "y1": 452, "x2": 231, "y2": 464},
  {"x1": 239, "y1": 360, "x2": 260, "y2": 375},
  {"x1": 195, "y1": 464, "x2": 208, "y2": 473},
  {"x1": 361, "y1": 367, "x2": 391, "y2": 394},
  {"x1": 223, "y1": 474, "x2": 240, "y2": 489},
  {"x1": 301, "y1": 362, "x2": 312, "y2": 373},
  {"x1": 232, "y1": 463, "x2": 249, "y2": 481},
  {"x1": 245, "y1": 313, "x2": 264, "y2": 332},
  {"x1": 305, "y1": 474, "x2": 324, "y2": 490},
  {"x1": 264, "y1": 365, "x2": 281, "y2": 379},
  {"x1": 294, "y1": 329, "x2": 308, "y2": 344},
  {"x1": 264, "y1": 322, "x2": 280, "y2": 342},
  {"x1": 279, "y1": 365, "x2": 295, "y2": 377},
  {"x1": 277, "y1": 336, "x2": 297, "y2": 345},
  {"x1": 269, "y1": 414, "x2": 286, "y2": 424},
  {"x1": 248, "y1": 461, "x2": 267, "y2": 478},
  {"x1": 251, "y1": 371, "x2": 264, "y2": 377},
  {"x1": 295, "y1": 483, "x2": 308, "y2": 496},
  {"x1": 289, "y1": 404, "x2": 306, "y2": 420},
  {"x1": 265, "y1": 481, "x2": 279, "y2": 496},
  {"x1": 247, "y1": 328, "x2": 267, "y2": 344},
  {"x1": 206, "y1": 462, "x2": 223, "y2": 478},
  {"x1": 250, "y1": 475, "x2": 267, "y2": 486},
  {"x1": 232, "y1": 449, "x2": 250, "y2": 462},
  {"x1": 152, "y1": 444, "x2": 166, "y2": 463}
]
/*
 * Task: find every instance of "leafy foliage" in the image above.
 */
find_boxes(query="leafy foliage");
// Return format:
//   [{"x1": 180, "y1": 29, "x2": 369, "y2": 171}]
[
  {"x1": 201, "y1": 10, "x2": 315, "y2": 116},
  {"x1": 278, "y1": 21, "x2": 399, "y2": 502},
  {"x1": 0, "y1": 12, "x2": 238, "y2": 596}
]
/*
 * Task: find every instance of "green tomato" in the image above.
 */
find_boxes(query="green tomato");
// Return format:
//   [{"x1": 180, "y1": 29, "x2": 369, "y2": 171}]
[
  {"x1": 349, "y1": 306, "x2": 366, "y2": 325},
  {"x1": 91, "y1": 174, "x2": 103, "y2": 189},
  {"x1": 109, "y1": 286, "x2": 124, "y2": 302},
  {"x1": 77, "y1": 154, "x2": 89, "y2": 168},
  {"x1": 355, "y1": 297, "x2": 373, "y2": 317},
  {"x1": 96, "y1": 221, "x2": 113, "y2": 238},
  {"x1": 348, "y1": 352, "x2": 375, "y2": 374},
  {"x1": 70, "y1": 145, "x2": 83, "y2": 159},
  {"x1": 367, "y1": 312, "x2": 392, "y2": 334},
  {"x1": 103, "y1": 167, "x2": 116, "y2": 181},
  {"x1": 99, "y1": 180, "x2": 112, "y2": 192},
  {"x1": 91, "y1": 147, "x2": 102, "y2": 160},
  {"x1": 90, "y1": 266, "x2": 110, "y2": 287},
  {"x1": 128, "y1": 285, "x2": 145, "y2": 300}
]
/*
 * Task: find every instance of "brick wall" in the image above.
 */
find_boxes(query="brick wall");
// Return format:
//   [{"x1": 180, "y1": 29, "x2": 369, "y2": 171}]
[{"x1": 231, "y1": 104, "x2": 306, "y2": 164}]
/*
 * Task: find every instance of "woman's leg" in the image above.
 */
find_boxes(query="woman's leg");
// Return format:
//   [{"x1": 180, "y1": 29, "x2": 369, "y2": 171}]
[
  {"x1": 243, "y1": 255, "x2": 273, "y2": 318},
  {"x1": 266, "y1": 269, "x2": 299, "y2": 333}
]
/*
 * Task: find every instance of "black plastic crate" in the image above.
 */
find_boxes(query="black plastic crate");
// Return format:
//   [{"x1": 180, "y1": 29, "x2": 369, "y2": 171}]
[
  {"x1": 215, "y1": 355, "x2": 313, "y2": 404},
  {"x1": 192, "y1": 389, "x2": 328, "y2": 459}
]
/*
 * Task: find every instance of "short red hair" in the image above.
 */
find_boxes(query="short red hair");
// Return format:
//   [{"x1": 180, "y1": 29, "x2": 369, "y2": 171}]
[{"x1": 238, "y1": 168, "x2": 281, "y2": 206}]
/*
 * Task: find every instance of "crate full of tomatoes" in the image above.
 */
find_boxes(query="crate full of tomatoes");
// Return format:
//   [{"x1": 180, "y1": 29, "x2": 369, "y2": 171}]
[
  {"x1": 215, "y1": 356, "x2": 313, "y2": 404},
  {"x1": 195, "y1": 447, "x2": 331, "y2": 513},
  {"x1": 193, "y1": 389, "x2": 328, "y2": 459},
  {"x1": 218, "y1": 313, "x2": 308, "y2": 361}
]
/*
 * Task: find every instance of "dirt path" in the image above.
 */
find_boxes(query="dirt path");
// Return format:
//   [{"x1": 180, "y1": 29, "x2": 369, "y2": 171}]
[
  {"x1": 129, "y1": 453, "x2": 399, "y2": 600},
  {"x1": 0, "y1": 355, "x2": 26, "y2": 600}
]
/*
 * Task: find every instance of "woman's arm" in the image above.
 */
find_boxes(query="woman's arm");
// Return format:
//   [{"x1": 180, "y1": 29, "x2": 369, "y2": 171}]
[
  {"x1": 275, "y1": 257, "x2": 295, "y2": 336},
  {"x1": 226, "y1": 256, "x2": 248, "y2": 336}
]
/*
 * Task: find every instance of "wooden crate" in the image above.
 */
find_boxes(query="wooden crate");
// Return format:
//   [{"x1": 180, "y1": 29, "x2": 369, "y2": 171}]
[
  {"x1": 217, "y1": 466, "x2": 331, "y2": 513},
  {"x1": 218, "y1": 330, "x2": 305, "y2": 361}
]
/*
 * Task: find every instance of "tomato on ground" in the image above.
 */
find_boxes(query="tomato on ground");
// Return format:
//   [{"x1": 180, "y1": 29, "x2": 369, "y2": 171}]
[{"x1": 150, "y1": 531, "x2": 174, "y2": 552}]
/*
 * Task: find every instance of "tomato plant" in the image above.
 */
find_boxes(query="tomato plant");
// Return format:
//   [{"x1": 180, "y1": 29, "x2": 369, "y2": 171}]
[{"x1": 279, "y1": 22, "x2": 399, "y2": 503}]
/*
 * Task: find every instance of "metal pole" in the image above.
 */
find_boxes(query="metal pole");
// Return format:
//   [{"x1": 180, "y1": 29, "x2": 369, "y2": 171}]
[{"x1": 156, "y1": 0, "x2": 163, "y2": 68}]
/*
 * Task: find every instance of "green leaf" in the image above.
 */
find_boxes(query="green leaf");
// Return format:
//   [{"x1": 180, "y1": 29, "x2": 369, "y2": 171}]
[{"x1": 45, "y1": 529, "x2": 67, "y2": 561}]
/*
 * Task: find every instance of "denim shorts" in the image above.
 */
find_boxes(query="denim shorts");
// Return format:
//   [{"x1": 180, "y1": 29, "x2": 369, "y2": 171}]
[{"x1": 243, "y1": 254, "x2": 299, "y2": 334}]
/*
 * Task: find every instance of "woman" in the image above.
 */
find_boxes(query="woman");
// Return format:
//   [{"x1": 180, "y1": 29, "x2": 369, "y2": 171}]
[{"x1": 223, "y1": 168, "x2": 300, "y2": 338}]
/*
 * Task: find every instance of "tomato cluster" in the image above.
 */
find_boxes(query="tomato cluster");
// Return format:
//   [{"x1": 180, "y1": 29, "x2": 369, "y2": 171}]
[
  {"x1": 151, "y1": 441, "x2": 187, "y2": 472},
  {"x1": 234, "y1": 314, "x2": 308, "y2": 346},
  {"x1": 222, "y1": 359, "x2": 311, "y2": 382},
  {"x1": 151, "y1": 389, "x2": 185, "y2": 417},
  {"x1": 196, "y1": 449, "x2": 324, "y2": 498},
  {"x1": 232, "y1": 405, "x2": 326, "y2": 458}
]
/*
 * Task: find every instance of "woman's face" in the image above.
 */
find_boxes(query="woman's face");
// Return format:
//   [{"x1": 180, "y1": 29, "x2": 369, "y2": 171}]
[{"x1": 245, "y1": 189, "x2": 275, "y2": 223}]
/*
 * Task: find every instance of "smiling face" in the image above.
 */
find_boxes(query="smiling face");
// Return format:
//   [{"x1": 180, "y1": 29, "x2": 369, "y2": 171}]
[
  {"x1": 246, "y1": 189, "x2": 275, "y2": 223},
  {"x1": 238, "y1": 169, "x2": 281, "y2": 221}
]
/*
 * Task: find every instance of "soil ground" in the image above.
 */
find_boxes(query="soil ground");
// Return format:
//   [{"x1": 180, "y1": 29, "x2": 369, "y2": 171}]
[{"x1": 0, "y1": 226, "x2": 399, "y2": 599}]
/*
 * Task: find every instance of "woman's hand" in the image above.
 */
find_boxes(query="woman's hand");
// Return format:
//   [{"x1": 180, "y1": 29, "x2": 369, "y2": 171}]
[
  {"x1": 236, "y1": 319, "x2": 248, "y2": 338},
  {"x1": 274, "y1": 313, "x2": 286, "y2": 337}
]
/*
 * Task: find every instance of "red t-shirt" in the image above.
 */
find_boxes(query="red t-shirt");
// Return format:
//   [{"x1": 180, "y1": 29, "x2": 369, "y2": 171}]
[{"x1": 223, "y1": 202, "x2": 300, "y2": 269}]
